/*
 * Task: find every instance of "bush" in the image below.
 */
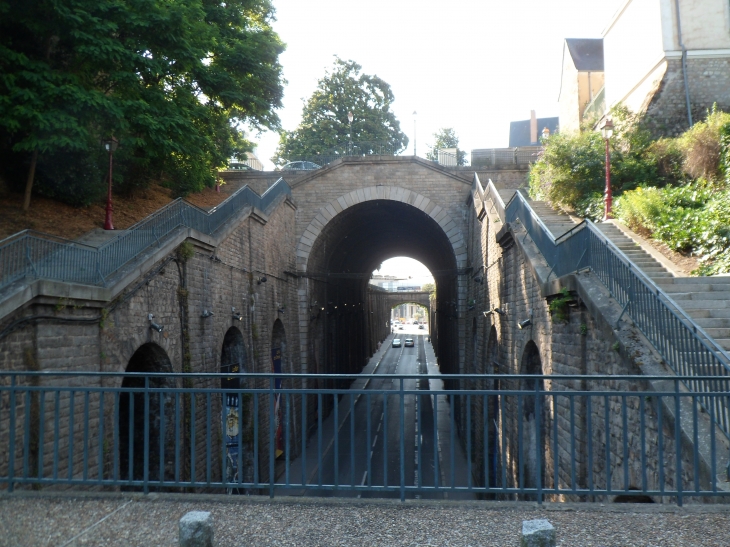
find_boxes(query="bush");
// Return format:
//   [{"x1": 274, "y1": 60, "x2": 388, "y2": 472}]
[
  {"x1": 677, "y1": 105, "x2": 730, "y2": 181},
  {"x1": 615, "y1": 182, "x2": 730, "y2": 259},
  {"x1": 529, "y1": 105, "x2": 661, "y2": 212}
]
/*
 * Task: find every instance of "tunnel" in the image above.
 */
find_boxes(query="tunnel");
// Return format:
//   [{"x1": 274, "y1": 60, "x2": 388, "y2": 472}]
[{"x1": 303, "y1": 199, "x2": 460, "y2": 385}]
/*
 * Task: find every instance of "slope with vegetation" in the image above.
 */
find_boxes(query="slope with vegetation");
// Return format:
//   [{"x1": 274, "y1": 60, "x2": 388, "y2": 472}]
[{"x1": 529, "y1": 105, "x2": 730, "y2": 275}]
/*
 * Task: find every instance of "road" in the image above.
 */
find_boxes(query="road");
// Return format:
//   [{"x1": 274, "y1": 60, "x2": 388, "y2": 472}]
[{"x1": 281, "y1": 326, "x2": 474, "y2": 500}]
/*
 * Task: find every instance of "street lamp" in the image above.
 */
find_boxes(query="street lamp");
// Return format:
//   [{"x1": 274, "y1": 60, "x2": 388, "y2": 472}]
[
  {"x1": 347, "y1": 111, "x2": 353, "y2": 155},
  {"x1": 541, "y1": 127, "x2": 550, "y2": 141},
  {"x1": 102, "y1": 136, "x2": 119, "y2": 230},
  {"x1": 600, "y1": 118, "x2": 614, "y2": 220},
  {"x1": 413, "y1": 111, "x2": 417, "y2": 157}
]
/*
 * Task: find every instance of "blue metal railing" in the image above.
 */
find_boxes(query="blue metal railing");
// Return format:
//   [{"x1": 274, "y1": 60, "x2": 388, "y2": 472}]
[
  {"x1": 1, "y1": 371, "x2": 727, "y2": 503},
  {"x1": 480, "y1": 175, "x2": 730, "y2": 438},
  {"x1": 0, "y1": 179, "x2": 292, "y2": 291}
]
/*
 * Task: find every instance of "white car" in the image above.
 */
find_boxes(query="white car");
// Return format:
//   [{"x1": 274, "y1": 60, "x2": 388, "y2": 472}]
[{"x1": 392, "y1": 339, "x2": 402, "y2": 348}]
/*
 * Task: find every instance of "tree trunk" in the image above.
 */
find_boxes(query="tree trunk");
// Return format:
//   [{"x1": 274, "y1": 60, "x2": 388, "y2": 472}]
[{"x1": 22, "y1": 149, "x2": 39, "y2": 212}]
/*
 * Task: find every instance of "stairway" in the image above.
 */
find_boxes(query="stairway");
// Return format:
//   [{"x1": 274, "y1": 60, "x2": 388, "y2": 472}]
[
  {"x1": 593, "y1": 222, "x2": 674, "y2": 281},
  {"x1": 653, "y1": 276, "x2": 730, "y2": 352}
]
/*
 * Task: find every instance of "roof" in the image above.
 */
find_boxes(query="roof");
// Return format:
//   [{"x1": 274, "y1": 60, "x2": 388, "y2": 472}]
[
  {"x1": 509, "y1": 117, "x2": 559, "y2": 147},
  {"x1": 565, "y1": 38, "x2": 604, "y2": 71}
]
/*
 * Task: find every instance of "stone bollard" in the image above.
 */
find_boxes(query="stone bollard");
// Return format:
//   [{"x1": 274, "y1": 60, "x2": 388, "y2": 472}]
[
  {"x1": 520, "y1": 519, "x2": 555, "y2": 547},
  {"x1": 179, "y1": 511, "x2": 214, "y2": 547}
]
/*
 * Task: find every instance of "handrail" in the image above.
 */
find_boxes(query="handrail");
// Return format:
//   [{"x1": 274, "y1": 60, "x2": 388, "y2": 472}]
[
  {"x1": 478, "y1": 174, "x2": 730, "y2": 437},
  {"x1": 0, "y1": 178, "x2": 292, "y2": 291}
]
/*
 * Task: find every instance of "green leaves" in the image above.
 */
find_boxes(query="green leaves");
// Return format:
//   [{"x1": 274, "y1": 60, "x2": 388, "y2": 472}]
[
  {"x1": 0, "y1": 0, "x2": 285, "y2": 205},
  {"x1": 273, "y1": 58, "x2": 407, "y2": 165}
]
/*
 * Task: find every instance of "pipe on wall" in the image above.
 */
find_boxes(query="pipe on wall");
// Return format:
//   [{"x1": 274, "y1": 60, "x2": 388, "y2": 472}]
[{"x1": 674, "y1": 0, "x2": 693, "y2": 127}]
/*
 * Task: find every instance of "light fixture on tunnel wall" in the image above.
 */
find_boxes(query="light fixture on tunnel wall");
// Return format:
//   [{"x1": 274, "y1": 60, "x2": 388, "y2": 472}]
[
  {"x1": 231, "y1": 307, "x2": 243, "y2": 321},
  {"x1": 201, "y1": 309, "x2": 214, "y2": 318},
  {"x1": 148, "y1": 313, "x2": 164, "y2": 333},
  {"x1": 257, "y1": 276, "x2": 267, "y2": 285},
  {"x1": 473, "y1": 275, "x2": 483, "y2": 284},
  {"x1": 493, "y1": 307, "x2": 506, "y2": 316},
  {"x1": 518, "y1": 319, "x2": 532, "y2": 329}
]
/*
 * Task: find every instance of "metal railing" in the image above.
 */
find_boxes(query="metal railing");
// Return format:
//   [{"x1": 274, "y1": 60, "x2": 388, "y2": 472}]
[
  {"x1": 480, "y1": 175, "x2": 730, "y2": 438},
  {"x1": 281, "y1": 141, "x2": 398, "y2": 169},
  {"x1": 1, "y1": 371, "x2": 728, "y2": 504},
  {"x1": 0, "y1": 178, "x2": 292, "y2": 291},
  {"x1": 470, "y1": 147, "x2": 542, "y2": 168}
]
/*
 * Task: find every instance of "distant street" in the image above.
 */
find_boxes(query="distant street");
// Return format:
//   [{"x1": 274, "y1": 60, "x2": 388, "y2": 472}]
[{"x1": 282, "y1": 326, "x2": 475, "y2": 500}]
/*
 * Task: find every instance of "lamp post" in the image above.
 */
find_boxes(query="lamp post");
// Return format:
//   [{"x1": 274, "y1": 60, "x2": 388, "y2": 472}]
[
  {"x1": 541, "y1": 127, "x2": 550, "y2": 141},
  {"x1": 413, "y1": 111, "x2": 417, "y2": 157},
  {"x1": 600, "y1": 119, "x2": 614, "y2": 220},
  {"x1": 347, "y1": 111, "x2": 353, "y2": 155},
  {"x1": 102, "y1": 136, "x2": 119, "y2": 230}
]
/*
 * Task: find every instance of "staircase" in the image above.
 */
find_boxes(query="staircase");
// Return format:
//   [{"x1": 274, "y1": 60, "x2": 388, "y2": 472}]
[{"x1": 593, "y1": 222, "x2": 673, "y2": 281}]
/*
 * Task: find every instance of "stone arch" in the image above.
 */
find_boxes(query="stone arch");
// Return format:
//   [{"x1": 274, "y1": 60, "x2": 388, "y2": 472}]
[
  {"x1": 118, "y1": 342, "x2": 175, "y2": 486},
  {"x1": 519, "y1": 340, "x2": 545, "y2": 498},
  {"x1": 296, "y1": 186, "x2": 466, "y2": 271}
]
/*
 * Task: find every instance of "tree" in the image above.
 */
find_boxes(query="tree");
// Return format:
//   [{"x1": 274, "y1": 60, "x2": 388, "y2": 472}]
[
  {"x1": 273, "y1": 58, "x2": 407, "y2": 164},
  {"x1": 425, "y1": 128, "x2": 467, "y2": 166},
  {"x1": 0, "y1": 0, "x2": 285, "y2": 209}
]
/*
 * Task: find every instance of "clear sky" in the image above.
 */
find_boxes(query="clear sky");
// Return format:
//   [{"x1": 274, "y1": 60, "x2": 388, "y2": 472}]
[{"x1": 251, "y1": 0, "x2": 623, "y2": 168}]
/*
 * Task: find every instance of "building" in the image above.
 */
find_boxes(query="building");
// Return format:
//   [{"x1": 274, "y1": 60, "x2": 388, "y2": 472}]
[
  {"x1": 558, "y1": 38, "x2": 605, "y2": 134},
  {"x1": 561, "y1": 0, "x2": 730, "y2": 136},
  {"x1": 508, "y1": 111, "x2": 559, "y2": 147}
]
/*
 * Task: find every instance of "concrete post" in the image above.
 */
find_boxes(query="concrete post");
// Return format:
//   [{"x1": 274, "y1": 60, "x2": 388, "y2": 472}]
[
  {"x1": 179, "y1": 511, "x2": 213, "y2": 547},
  {"x1": 520, "y1": 519, "x2": 555, "y2": 547}
]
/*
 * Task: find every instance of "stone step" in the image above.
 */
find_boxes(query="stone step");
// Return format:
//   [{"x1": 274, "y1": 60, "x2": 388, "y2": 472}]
[
  {"x1": 655, "y1": 276, "x2": 730, "y2": 285},
  {"x1": 683, "y1": 308, "x2": 730, "y2": 319},
  {"x1": 662, "y1": 284, "x2": 730, "y2": 293},
  {"x1": 694, "y1": 317, "x2": 730, "y2": 328},
  {"x1": 665, "y1": 292, "x2": 730, "y2": 301},
  {"x1": 704, "y1": 328, "x2": 730, "y2": 339},
  {"x1": 674, "y1": 300, "x2": 730, "y2": 309}
]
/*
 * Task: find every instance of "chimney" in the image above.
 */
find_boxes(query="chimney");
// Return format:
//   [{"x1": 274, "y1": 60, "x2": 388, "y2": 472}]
[{"x1": 530, "y1": 110, "x2": 537, "y2": 144}]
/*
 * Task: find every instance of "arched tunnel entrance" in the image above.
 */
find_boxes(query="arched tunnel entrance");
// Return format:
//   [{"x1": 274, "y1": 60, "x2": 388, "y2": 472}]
[{"x1": 303, "y1": 199, "x2": 460, "y2": 380}]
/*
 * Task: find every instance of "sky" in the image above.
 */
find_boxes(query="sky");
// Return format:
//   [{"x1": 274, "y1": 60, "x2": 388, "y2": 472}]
[{"x1": 251, "y1": 0, "x2": 625, "y2": 280}]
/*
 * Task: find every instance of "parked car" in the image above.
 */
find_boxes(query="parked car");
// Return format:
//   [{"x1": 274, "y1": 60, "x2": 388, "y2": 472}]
[
  {"x1": 280, "y1": 161, "x2": 321, "y2": 171},
  {"x1": 227, "y1": 162, "x2": 252, "y2": 170},
  {"x1": 392, "y1": 338, "x2": 402, "y2": 348},
  {"x1": 404, "y1": 338, "x2": 414, "y2": 347}
]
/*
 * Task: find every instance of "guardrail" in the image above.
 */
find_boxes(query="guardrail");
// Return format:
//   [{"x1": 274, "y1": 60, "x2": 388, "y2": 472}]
[
  {"x1": 479, "y1": 174, "x2": 730, "y2": 438},
  {"x1": 1, "y1": 371, "x2": 727, "y2": 503},
  {"x1": 470, "y1": 147, "x2": 542, "y2": 168},
  {"x1": 0, "y1": 178, "x2": 292, "y2": 291}
]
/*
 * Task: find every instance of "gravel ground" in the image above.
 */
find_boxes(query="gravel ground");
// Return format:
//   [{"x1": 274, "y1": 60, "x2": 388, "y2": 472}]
[{"x1": 1, "y1": 493, "x2": 729, "y2": 547}]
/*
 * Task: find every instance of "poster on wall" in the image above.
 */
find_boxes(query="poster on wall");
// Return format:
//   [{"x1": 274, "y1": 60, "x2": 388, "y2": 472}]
[
  {"x1": 271, "y1": 347, "x2": 284, "y2": 458},
  {"x1": 221, "y1": 361, "x2": 241, "y2": 480}
]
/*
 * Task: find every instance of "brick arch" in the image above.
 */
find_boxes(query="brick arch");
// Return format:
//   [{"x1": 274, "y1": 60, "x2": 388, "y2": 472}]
[{"x1": 296, "y1": 186, "x2": 466, "y2": 271}]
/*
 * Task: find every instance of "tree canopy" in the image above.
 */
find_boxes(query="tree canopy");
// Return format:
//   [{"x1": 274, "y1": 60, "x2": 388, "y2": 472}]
[
  {"x1": 425, "y1": 128, "x2": 467, "y2": 166},
  {"x1": 0, "y1": 0, "x2": 285, "y2": 208},
  {"x1": 273, "y1": 58, "x2": 408, "y2": 165}
]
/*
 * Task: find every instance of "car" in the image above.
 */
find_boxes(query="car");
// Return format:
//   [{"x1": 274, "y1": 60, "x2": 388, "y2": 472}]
[
  {"x1": 398, "y1": 326, "x2": 404, "y2": 330},
  {"x1": 280, "y1": 161, "x2": 321, "y2": 171},
  {"x1": 227, "y1": 162, "x2": 252, "y2": 170},
  {"x1": 404, "y1": 338, "x2": 414, "y2": 347},
  {"x1": 418, "y1": 325, "x2": 425, "y2": 330},
  {"x1": 392, "y1": 339, "x2": 401, "y2": 347}
]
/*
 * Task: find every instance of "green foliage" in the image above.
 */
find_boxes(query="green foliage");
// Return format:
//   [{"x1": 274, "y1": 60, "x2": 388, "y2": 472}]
[
  {"x1": 0, "y1": 0, "x2": 285, "y2": 206},
  {"x1": 422, "y1": 283, "x2": 436, "y2": 297},
  {"x1": 273, "y1": 58, "x2": 407, "y2": 164},
  {"x1": 549, "y1": 287, "x2": 572, "y2": 323},
  {"x1": 529, "y1": 106, "x2": 669, "y2": 219},
  {"x1": 177, "y1": 241, "x2": 195, "y2": 262},
  {"x1": 425, "y1": 128, "x2": 468, "y2": 166},
  {"x1": 676, "y1": 105, "x2": 730, "y2": 181},
  {"x1": 615, "y1": 182, "x2": 730, "y2": 270}
]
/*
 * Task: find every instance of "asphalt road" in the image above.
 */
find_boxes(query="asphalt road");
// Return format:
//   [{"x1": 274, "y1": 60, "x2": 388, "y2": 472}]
[{"x1": 289, "y1": 330, "x2": 458, "y2": 500}]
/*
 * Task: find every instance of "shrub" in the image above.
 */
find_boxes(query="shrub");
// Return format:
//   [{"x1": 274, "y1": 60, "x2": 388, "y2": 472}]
[
  {"x1": 529, "y1": 105, "x2": 661, "y2": 212},
  {"x1": 677, "y1": 105, "x2": 730, "y2": 181}
]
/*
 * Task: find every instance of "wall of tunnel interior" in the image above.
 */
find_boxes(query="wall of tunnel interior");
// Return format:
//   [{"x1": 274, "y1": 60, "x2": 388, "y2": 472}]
[{"x1": 303, "y1": 199, "x2": 460, "y2": 385}]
